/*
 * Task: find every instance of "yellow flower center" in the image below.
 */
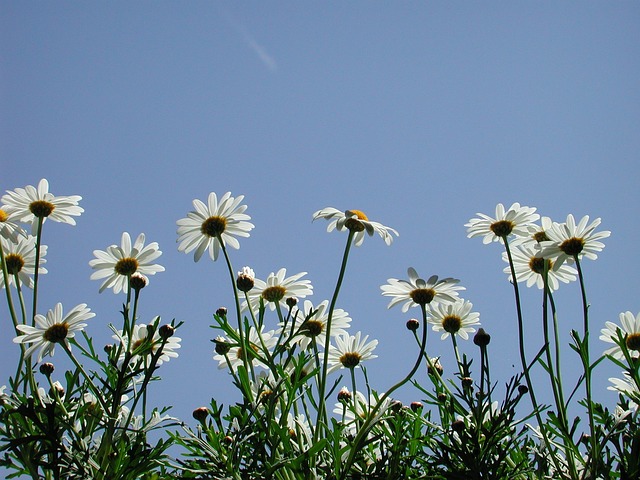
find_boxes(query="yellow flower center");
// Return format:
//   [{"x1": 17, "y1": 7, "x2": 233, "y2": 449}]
[
  {"x1": 344, "y1": 210, "x2": 369, "y2": 232},
  {"x1": 262, "y1": 286, "x2": 287, "y2": 303},
  {"x1": 29, "y1": 200, "x2": 55, "y2": 218},
  {"x1": 626, "y1": 333, "x2": 640, "y2": 352},
  {"x1": 236, "y1": 343, "x2": 259, "y2": 361},
  {"x1": 43, "y1": 323, "x2": 69, "y2": 343},
  {"x1": 528, "y1": 257, "x2": 553, "y2": 274},
  {"x1": 560, "y1": 237, "x2": 585, "y2": 256},
  {"x1": 410, "y1": 288, "x2": 436, "y2": 306},
  {"x1": 0, "y1": 210, "x2": 8, "y2": 222},
  {"x1": 339, "y1": 352, "x2": 362, "y2": 369},
  {"x1": 5, "y1": 254, "x2": 25, "y2": 275},
  {"x1": 114, "y1": 257, "x2": 139, "y2": 276},
  {"x1": 442, "y1": 315, "x2": 462, "y2": 334},
  {"x1": 301, "y1": 320, "x2": 324, "y2": 337},
  {"x1": 201, "y1": 216, "x2": 227, "y2": 238},
  {"x1": 489, "y1": 220, "x2": 514, "y2": 238},
  {"x1": 533, "y1": 231, "x2": 549, "y2": 243}
]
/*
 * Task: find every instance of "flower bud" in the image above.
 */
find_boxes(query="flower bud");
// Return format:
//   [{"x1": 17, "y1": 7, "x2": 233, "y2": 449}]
[
  {"x1": 461, "y1": 377, "x2": 474, "y2": 389},
  {"x1": 236, "y1": 266, "x2": 255, "y2": 293},
  {"x1": 473, "y1": 328, "x2": 491, "y2": 347},
  {"x1": 286, "y1": 297, "x2": 298, "y2": 308},
  {"x1": 130, "y1": 273, "x2": 148, "y2": 291},
  {"x1": 427, "y1": 359, "x2": 444, "y2": 377},
  {"x1": 192, "y1": 407, "x2": 208, "y2": 424},
  {"x1": 406, "y1": 318, "x2": 420, "y2": 331},
  {"x1": 452, "y1": 419, "x2": 465, "y2": 433},
  {"x1": 159, "y1": 324, "x2": 175, "y2": 340},
  {"x1": 410, "y1": 401, "x2": 423, "y2": 412},
  {"x1": 337, "y1": 386, "x2": 351, "y2": 403},
  {"x1": 517, "y1": 385, "x2": 529, "y2": 396},
  {"x1": 216, "y1": 307, "x2": 227, "y2": 318},
  {"x1": 39, "y1": 363, "x2": 55, "y2": 376},
  {"x1": 213, "y1": 336, "x2": 231, "y2": 355}
]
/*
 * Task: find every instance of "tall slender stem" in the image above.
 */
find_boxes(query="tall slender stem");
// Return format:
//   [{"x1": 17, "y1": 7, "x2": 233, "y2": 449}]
[{"x1": 314, "y1": 231, "x2": 354, "y2": 441}]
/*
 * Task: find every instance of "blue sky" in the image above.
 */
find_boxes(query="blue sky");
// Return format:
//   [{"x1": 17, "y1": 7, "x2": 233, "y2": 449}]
[{"x1": 2, "y1": 2, "x2": 639, "y2": 426}]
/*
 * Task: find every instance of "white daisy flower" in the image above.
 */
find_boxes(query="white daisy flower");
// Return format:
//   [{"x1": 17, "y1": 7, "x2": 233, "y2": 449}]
[
  {"x1": 113, "y1": 323, "x2": 181, "y2": 366},
  {"x1": 381, "y1": 267, "x2": 464, "y2": 312},
  {"x1": 333, "y1": 391, "x2": 392, "y2": 434},
  {"x1": 89, "y1": 232, "x2": 165, "y2": 294},
  {"x1": 600, "y1": 311, "x2": 640, "y2": 361},
  {"x1": 466, "y1": 202, "x2": 539, "y2": 244},
  {"x1": 0, "y1": 234, "x2": 47, "y2": 289},
  {"x1": 284, "y1": 299, "x2": 351, "y2": 349},
  {"x1": 428, "y1": 299, "x2": 480, "y2": 341},
  {"x1": 608, "y1": 372, "x2": 640, "y2": 402},
  {"x1": 312, "y1": 207, "x2": 398, "y2": 246},
  {"x1": 327, "y1": 331, "x2": 378, "y2": 373},
  {"x1": 177, "y1": 192, "x2": 254, "y2": 262},
  {"x1": 539, "y1": 214, "x2": 610, "y2": 270},
  {"x1": 13, "y1": 303, "x2": 95, "y2": 362},
  {"x1": 0, "y1": 208, "x2": 27, "y2": 241},
  {"x1": 244, "y1": 268, "x2": 313, "y2": 312},
  {"x1": 502, "y1": 241, "x2": 577, "y2": 292},
  {"x1": 214, "y1": 326, "x2": 277, "y2": 371},
  {"x1": 1, "y1": 179, "x2": 83, "y2": 234}
]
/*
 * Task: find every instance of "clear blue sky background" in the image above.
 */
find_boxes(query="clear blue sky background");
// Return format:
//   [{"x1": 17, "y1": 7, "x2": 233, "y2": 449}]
[{"x1": 2, "y1": 1, "x2": 639, "y2": 428}]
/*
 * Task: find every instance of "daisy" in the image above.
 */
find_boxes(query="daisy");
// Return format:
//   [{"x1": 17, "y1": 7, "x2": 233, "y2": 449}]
[
  {"x1": 283, "y1": 412, "x2": 313, "y2": 450},
  {"x1": 428, "y1": 299, "x2": 480, "y2": 341},
  {"x1": 284, "y1": 299, "x2": 351, "y2": 349},
  {"x1": 312, "y1": 207, "x2": 398, "y2": 246},
  {"x1": 0, "y1": 208, "x2": 26, "y2": 241},
  {"x1": 13, "y1": 303, "x2": 95, "y2": 362},
  {"x1": 214, "y1": 326, "x2": 277, "y2": 371},
  {"x1": 502, "y1": 241, "x2": 577, "y2": 292},
  {"x1": 381, "y1": 267, "x2": 464, "y2": 313},
  {"x1": 466, "y1": 202, "x2": 539, "y2": 244},
  {"x1": 333, "y1": 391, "x2": 392, "y2": 433},
  {"x1": 176, "y1": 191, "x2": 254, "y2": 262},
  {"x1": 89, "y1": 232, "x2": 165, "y2": 294},
  {"x1": 2, "y1": 179, "x2": 83, "y2": 234},
  {"x1": 113, "y1": 323, "x2": 181, "y2": 366},
  {"x1": 539, "y1": 214, "x2": 610, "y2": 270},
  {"x1": 327, "y1": 331, "x2": 378, "y2": 374},
  {"x1": 244, "y1": 268, "x2": 313, "y2": 312},
  {"x1": 600, "y1": 311, "x2": 640, "y2": 361},
  {"x1": 0, "y1": 234, "x2": 47, "y2": 289},
  {"x1": 608, "y1": 373, "x2": 640, "y2": 402}
]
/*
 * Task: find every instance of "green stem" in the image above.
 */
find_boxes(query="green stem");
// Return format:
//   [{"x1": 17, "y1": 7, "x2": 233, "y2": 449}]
[
  {"x1": 503, "y1": 237, "x2": 564, "y2": 476},
  {"x1": 314, "y1": 230, "x2": 354, "y2": 442},
  {"x1": 575, "y1": 256, "x2": 598, "y2": 478},
  {"x1": 31, "y1": 217, "x2": 44, "y2": 326},
  {"x1": 340, "y1": 302, "x2": 430, "y2": 479}
]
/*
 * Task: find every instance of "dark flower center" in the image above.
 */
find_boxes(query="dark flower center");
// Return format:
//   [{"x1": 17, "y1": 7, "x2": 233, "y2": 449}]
[
  {"x1": 528, "y1": 257, "x2": 552, "y2": 274},
  {"x1": 560, "y1": 237, "x2": 585, "y2": 256},
  {"x1": 29, "y1": 200, "x2": 55, "y2": 218},
  {"x1": 626, "y1": 333, "x2": 640, "y2": 352},
  {"x1": 533, "y1": 231, "x2": 549, "y2": 243},
  {"x1": 262, "y1": 286, "x2": 286, "y2": 303},
  {"x1": 344, "y1": 210, "x2": 368, "y2": 233},
  {"x1": 43, "y1": 323, "x2": 69, "y2": 343},
  {"x1": 236, "y1": 343, "x2": 259, "y2": 361},
  {"x1": 442, "y1": 315, "x2": 462, "y2": 334},
  {"x1": 339, "y1": 352, "x2": 362, "y2": 369},
  {"x1": 490, "y1": 220, "x2": 514, "y2": 238},
  {"x1": 301, "y1": 320, "x2": 323, "y2": 337},
  {"x1": 114, "y1": 257, "x2": 139, "y2": 276},
  {"x1": 410, "y1": 288, "x2": 435, "y2": 305},
  {"x1": 201, "y1": 216, "x2": 227, "y2": 237},
  {"x1": 5, "y1": 254, "x2": 25, "y2": 274}
]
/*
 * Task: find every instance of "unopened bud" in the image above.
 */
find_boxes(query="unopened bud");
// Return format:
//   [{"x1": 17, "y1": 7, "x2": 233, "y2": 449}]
[
  {"x1": 213, "y1": 336, "x2": 231, "y2": 355},
  {"x1": 286, "y1": 297, "x2": 298, "y2": 308},
  {"x1": 406, "y1": 318, "x2": 419, "y2": 331},
  {"x1": 337, "y1": 386, "x2": 351, "y2": 403},
  {"x1": 216, "y1": 307, "x2": 227, "y2": 317},
  {"x1": 452, "y1": 419, "x2": 465, "y2": 433},
  {"x1": 130, "y1": 273, "x2": 148, "y2": 291},
  {"x1": 192, "y1": 407, "x2": 208, "y2": 424},
  {"x1": 410, "y1": 401, "x2": 423, "y2": 412},
  {"x1": 473, "y1": 328, "x2": 491, "y2": 347},
  {"x1": 39, "y1": 363, "x2": 55, "y2": 376},
  {"x1": 159, "y1": 324, "x2": 175, "y2": 340}
]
